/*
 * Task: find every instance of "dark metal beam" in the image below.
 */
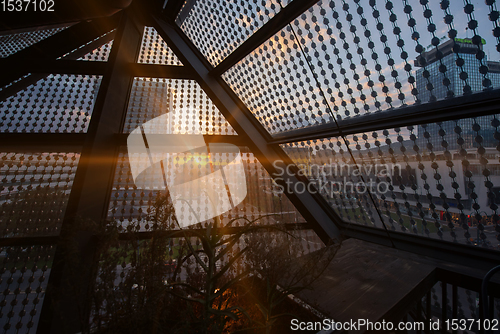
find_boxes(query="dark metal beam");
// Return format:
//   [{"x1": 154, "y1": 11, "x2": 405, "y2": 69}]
[
  {"x1": 0, "y1": 133, "x2": 86, "y2": 152},
  {"x1": 152, "y1": 17, "x2": 342, "y2": 244},
  {"x1": 0, "y1": 15, "x2": 119, "y2": 89},
  {"x1": 342, "y1": 224, "x2": 500, "y2": 272},
  {"x1": 0, "y1": 236, "x2": 60, "y2": 247},
  {"x1": 175, "y1": 0, "x2": 198, "y2": 25},
  {"x1": 117, "y1": 223, "x2": 313, "y2": 241},
  {"x1": 164, "y1": 0, "x2": 188, "y2": 23},
  {"x1": 24, "y1": 60, "x2": 108, "y2": 75},
  {"x1": 0, "y1": 133, "x2": 246, "y2": 153},
  {"x1": 0, "y1": 74, "x2": 46, "y2": 103},
  {"x1": 0, "y1": 223, "x2": 312, "y2": 247},
  {"x1": 0, "y1": 31, "x2": 115, "y2": 102},
  {"x1": 270, "y1": 88, "x2": 500, "y2": 144},
  {"x1": 59, "y1": 29, "x2": 116, "y2": 61},
  {"x1": 211, "y1": 0, "x2": 320, "y2": 76},
  {"x1": 2, "y1": 61, "x2": 193, "y2": 78},
  {"x1": 129, "y1": 63, "x2": 194, "y2": 78},
  {"x1": 115, "y1": 133, "x2": 246, "y2": 147},
  {"x1": 436, "y1": 268, "x2": 500, "y2": 297},
  {"x1": 37, "y1": 8, "x2": 144, "y2": 334},
  {"x1": 0, "y1": 23, "x2": 75, "y2": 37}
]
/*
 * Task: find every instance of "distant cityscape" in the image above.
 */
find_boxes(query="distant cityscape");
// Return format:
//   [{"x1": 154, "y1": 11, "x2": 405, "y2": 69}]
[{"x1": 280, "y1": 38, "x2": 500, "y2": 245}]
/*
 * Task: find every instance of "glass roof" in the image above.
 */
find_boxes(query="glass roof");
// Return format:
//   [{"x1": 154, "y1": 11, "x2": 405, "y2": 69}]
[
  {"x1": 1, "y1": 2, "x2": 500, "y2": 332},
  {"x1": 177, "y1": 0, "x2": 292, "y2": 66},
  {"x1": 0, "y1": 26, "x2": 69, "y2": 58},
  {"x1": 190, "y1": 0, "x2": 500, "y2": 135},
  {"x1": 175, "y1": 0, "x2": 500, "y2": 249}
]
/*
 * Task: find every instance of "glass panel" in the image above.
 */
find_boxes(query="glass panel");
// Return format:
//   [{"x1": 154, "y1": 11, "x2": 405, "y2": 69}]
[
  {"x1": 108, "y1": 147, "x2": 305, "y2": 231},
  {"x1": 0, "y1": 152, "x2": 80, "y2": 238},
  {"x1": 0, "y1": 74, "x2": 102, "y2": 133},
  {"x1": 138, "y1": 27, "x2": 183, "y2": 65},
  {"x1": 0, "y1": 74, "x2": 31, "y2": 93},
  {"x1": 56, "y1": 29, "x2": 115, "y2": 61},
  {"x1": 222, "y1": 0, "x2": 500, "y2": 135},
  {"x1": 0, "y1": 244, "x2": 56, "y2": 333},
  {"x1": 77, "y1": 40, "x2": 113, "y2": 62},
  {"x1": 0, "y1": 27, "x2": 68, "y2": 58},
  {"x1": 124, "y1": 78, "x2": 235, "y2": 135},
  {"x1": 282, "y1": 114, "x2": 500, "y2": 249},
  {"x1": 177, "y1": 0, "x2": 292, "y2": 67}
]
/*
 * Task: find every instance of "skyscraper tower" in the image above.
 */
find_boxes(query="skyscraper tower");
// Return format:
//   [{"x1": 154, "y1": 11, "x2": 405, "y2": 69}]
[{"x1": 415, "y1": 38, "x2": 500, "y2": 151}]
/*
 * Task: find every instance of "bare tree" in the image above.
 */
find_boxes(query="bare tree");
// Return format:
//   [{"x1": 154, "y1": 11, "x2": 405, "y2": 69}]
[
  {"x1": 86, "y1": 191, "x2": 339, "y2": 334},
  {"x1": 240, "y1": 228, "x2": 339, "y2": 334}
]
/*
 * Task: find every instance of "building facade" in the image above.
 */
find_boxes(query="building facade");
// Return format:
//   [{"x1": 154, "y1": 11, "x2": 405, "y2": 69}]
[{"x1": 415, "y1": 38, "x2": 500, "y2": 152}]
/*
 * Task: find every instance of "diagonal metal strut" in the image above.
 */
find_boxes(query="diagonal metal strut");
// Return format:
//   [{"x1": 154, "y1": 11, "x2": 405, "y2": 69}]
[{"x1": 152, "y1": 16, "x2": 343, "y2": 244}]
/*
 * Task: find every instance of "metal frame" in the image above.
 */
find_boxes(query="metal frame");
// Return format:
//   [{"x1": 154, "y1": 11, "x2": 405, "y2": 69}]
[
  {"x1": 0, "y1": 0, "x2": 500, "y2": 332},
  {"x1": 18, "y1": 60, "x2": 108, "y2": 75},
  {"x1": 116, "y1": 222, "x2": 313, "y2": 241},
  {"x1": 0, "y1": 62, "x2": 194, "y2": 105},
  {"x1": 0, "y1": 15, "x2": 119, "y2": 89},
  {"x1": 149, "y1": 12, "x2": 500, "y2": 274},
  {"x1": 342, "y1": 224, "x2": 500, "y2": 271},
  {"x1": 37, "y1": 9, "x2": 145, "y2": 333},
  {"x1": 270, "y1": 88, "x2": 500, "y2": 144},
  {"x1": 0, "y1": 4, "x2": 331, "y2": 331},
  {"x1": 0, "y1": 26, "x2": 116, "y2": 103},
  {"x1": 0, "y1": 133, "x2": 87, "y2": 152},
  {"x1": 163, "y1": 0, "x2": 188, "y2": 22},
  {"x1": 152, "y1": 16, "x2": 343, "y2": 244},
  {"x1": 0, "y1": 133, "x2": 247, "y2": 153},
  {"x1": 211, "y1": 0, "x2": 321, "y2": 76}
]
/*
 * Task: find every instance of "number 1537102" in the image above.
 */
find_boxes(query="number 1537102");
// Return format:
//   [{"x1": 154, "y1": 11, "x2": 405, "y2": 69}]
[{"x1": 1, "y1": 0, "x2": 54, "y2": 12}]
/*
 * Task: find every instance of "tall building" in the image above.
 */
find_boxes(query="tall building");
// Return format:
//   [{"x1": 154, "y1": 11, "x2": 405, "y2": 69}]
[{"x1": 415, "y1": 38, "x2": 500, "y2": 151}]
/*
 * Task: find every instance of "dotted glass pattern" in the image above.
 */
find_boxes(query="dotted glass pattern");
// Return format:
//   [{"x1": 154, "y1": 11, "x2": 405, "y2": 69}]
[
  {"x1": 77, "y1": 40, "x2": 114, "y2": 62},
  {"x1": 89, "y1": 226, "x2": 323, "y2": 331},
  {"x1": 0, "y1": 74, "x2": 102, "y2": 133},
  {"x1": 138, "y1": 27, "x2": 183, "y2": 65},
  {"x1": 281, "y1": 114, "x2": 500, "y2": 248},
  {"x1": 108, "y1": 147, "x2": 305, "y2": 231},
  {"x1": 222, "y1": 0, "x2": 500, "y2": 135},
  {"x1": 0, "y1": 244, "x2": 56, "y2": 333},
  {"x1": 124, "y1": 78, "x2": 235, "y2": 135},
  {"x1": 177, "y1": 0, "x2": 291, "y2": 67},
  {"x1": 0, "y1": 27, "x2": 68, "y2": 58},
  {"x1": 0, "y1": 152, "x2": 80, "y2": 238}
]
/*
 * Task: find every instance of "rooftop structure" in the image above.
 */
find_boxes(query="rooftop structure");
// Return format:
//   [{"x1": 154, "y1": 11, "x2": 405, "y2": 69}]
[{"x1": 1, "y1": 1, "x2": 500, "y2": 333}]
